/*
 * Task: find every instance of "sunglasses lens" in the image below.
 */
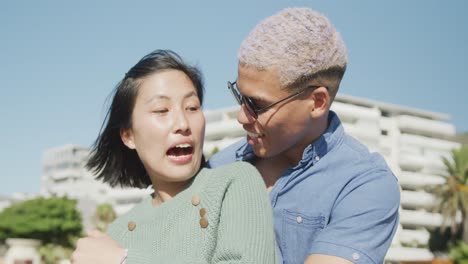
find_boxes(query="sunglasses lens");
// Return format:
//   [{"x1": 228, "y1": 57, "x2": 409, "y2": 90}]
[
  {"x1": 228, "y1": 83, "x2": 242, "y2": 105},
  {"x1": 242, "y1": 97, "x2": 258, "y2": 118},
  {"x1": 229, "y1": 81, "x2": 258, "y2": 119}
]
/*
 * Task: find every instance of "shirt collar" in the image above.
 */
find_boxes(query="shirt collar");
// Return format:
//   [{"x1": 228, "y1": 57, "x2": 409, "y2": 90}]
[
  {"x1": 301, "y1": 111, "x2": 344, "y2": 166},
  {"x1": 235, "y1": 140, "x2": 254, "y2": 161},
  {"x1": 235, "y1": 111, "x2": 344, "y2": 166}
]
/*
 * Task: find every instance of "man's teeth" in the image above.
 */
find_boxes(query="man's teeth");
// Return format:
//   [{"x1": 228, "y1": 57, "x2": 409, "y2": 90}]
[
  {"x1": 248, "y1": 132, "x2": 264, "y2": 138},
  {"x1": 176, "y1": 143, "x2": 191, "y2": 148}
]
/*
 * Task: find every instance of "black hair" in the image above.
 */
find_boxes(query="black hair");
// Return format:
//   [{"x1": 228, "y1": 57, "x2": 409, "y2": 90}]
[{"x1": 87, "y1": 49, "x2": 204, "y2": 188}]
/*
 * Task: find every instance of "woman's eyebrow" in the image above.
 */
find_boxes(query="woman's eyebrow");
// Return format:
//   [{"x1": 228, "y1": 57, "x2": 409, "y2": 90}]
[
  {"x1": 146, "y1": 94, "x2": 169, "y2": 104},
  {"x1": 146, "y1": 91, "x2": 198, "y2": 104}
]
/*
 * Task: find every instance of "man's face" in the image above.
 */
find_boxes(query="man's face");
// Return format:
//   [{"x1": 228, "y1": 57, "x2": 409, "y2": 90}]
[{"x1": 235, "y1": 65, "x2": 318, "y2": 163}]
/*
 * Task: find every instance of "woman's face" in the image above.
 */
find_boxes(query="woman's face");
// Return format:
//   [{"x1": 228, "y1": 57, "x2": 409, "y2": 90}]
[{"x1": 121, "y1": 70, "x2": 205, "y2": 188}]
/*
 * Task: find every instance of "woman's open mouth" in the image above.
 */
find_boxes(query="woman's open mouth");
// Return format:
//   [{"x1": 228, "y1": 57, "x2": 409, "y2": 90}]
[{"x1": 167, "y1": 143, "x2": 194, "y2": 164}]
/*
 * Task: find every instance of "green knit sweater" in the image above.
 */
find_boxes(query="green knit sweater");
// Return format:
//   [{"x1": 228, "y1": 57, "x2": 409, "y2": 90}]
[{"x1": 107, "y1": 161, "x2": 277, "y2": 264}]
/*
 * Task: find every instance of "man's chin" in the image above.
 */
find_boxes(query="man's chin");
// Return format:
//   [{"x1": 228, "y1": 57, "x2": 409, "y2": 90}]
[{"x1": 252, "y1": 147, "x2": 269, "y2": 158}]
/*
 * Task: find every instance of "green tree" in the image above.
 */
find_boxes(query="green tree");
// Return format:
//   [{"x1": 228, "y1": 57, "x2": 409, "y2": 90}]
[
  {"x1": 93, "y1": 203, "x2": 117, "y2": 232},
  {"x1": 39, "y1": 243, "x2": 74, "y2": 264},
  {"x1": 433, "y1": 147, "x2": 468, "y2": 243},
  {"x1": 0, "y1": 197, "x2": 82, "y2": 247},
  {"x1": 450, "y1": 241, "x2": 468, "y2": 264}
]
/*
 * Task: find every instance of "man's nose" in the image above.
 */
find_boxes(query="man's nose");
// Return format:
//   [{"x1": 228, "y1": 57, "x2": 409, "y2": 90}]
[{"x1": 237, "y1": 105, "x2": 256, "y2": 125}]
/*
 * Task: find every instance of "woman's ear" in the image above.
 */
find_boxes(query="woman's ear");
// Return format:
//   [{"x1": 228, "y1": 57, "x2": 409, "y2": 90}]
[
  {"x1": 310, "y1": 87, "x2": 330, "y2": 118},
  {"x1": 120, "y1": 128, "x2": 136, "y2": 149}
]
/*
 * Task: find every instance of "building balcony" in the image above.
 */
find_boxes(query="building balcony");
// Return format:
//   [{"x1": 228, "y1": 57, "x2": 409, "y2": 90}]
[
  {"x1": 385, "y1": 246, "x2": 433, "y2": 262},
  {"x1": 400, "y1": 134, "x2": 460, "y2": 152},
  {"x1": 205, "y1": 119, "x2": 244, "y2": 140},
  {"x1": 204, "y1": 106, "x2": 239, "y2": 123},
  {"x1": 48, "y1": 168, "x2": 81, "y2": 181},
  {"x1": 331, "y1": 101, "x2": 380, "y2": 123},
  {"x1": 401, "y1": 190, "x2": 436, "y2": 209},
  {"x1": 398, "y1": 153, "x2": 447, "y2": 174},
  {"x1": 399, "y1": 154, "x2": 426, "y2": 171},
  {"x1": 342, "y1": 123, "x2": 380, "y2": 143},
  {"x1": 400, "y1": 209, "x2": 442, "y2": 228},
  {"x1": 398, "y1": 228, "x2": 430, "y2": 246},
  {"x1": 397, "y1": 115, "x2": 456, "y2": 138},
  {"x1": 397, "y1": 171, "x2": 445, "y2": 190}
]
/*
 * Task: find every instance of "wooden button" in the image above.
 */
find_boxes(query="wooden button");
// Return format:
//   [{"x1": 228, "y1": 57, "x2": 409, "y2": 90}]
[
  {"x1": 200, "y1": 217, "x2": 208, "y2": 228},
  {"x1": 191, "y1": 195, "x2": 201, "y2": 206},
  {"x1": 128, "y1": 221, "x2": 136, "y2": 231},
  {"x1": 199, "y1": 208, "x2": 206, "y2": 217}
]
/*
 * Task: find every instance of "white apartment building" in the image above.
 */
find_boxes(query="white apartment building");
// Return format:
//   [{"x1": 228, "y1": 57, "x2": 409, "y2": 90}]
[
  {"x1": 40, "y1": 144, "x2": 151, "y2": 230},
  {"x1": 204, "y1": 94, "x2": 461, "y2": 263}
]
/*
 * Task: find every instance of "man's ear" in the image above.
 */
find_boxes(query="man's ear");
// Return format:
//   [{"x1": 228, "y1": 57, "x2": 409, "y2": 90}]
[
  {"x1": 310, "y1": 87, "x2": 330, "y2": 118},
  {"x1": 120, "y1": 128, "x2": 136, "y2": 149}
]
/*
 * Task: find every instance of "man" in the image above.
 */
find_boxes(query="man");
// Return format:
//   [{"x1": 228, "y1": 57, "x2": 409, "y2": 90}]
[{"x1": 207, "y1": 7, "x2": 400, "y2": 264}]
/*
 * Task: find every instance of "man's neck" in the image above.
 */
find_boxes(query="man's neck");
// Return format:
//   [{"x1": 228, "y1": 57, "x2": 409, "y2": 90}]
[{"x1": 253, "y1": 156, "x2": 291, "y2": 191}]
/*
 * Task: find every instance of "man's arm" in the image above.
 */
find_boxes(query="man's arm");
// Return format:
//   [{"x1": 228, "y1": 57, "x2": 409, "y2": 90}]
[
  {"x1": 71, "y1": 230, "x2": 127, "y2": 264},
  {"x1": 304, "y1": 254, "x2": 353, "y2": 264}
]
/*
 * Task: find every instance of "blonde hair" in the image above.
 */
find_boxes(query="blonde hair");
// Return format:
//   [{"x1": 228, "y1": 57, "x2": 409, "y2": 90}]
[{"x1": 238, "y1": 7, "x2": 347, "y2": 100}]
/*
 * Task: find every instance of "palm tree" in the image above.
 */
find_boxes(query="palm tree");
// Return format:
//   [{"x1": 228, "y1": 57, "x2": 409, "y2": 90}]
[
  {"x1": 433, "y1": 147, "x2": 468, "y2": 242},
  {"x1": 93, "y1": 203, "x2": 117, "y2": 232}
]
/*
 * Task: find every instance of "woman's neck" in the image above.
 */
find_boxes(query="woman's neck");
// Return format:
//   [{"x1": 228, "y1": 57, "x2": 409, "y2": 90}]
[{"x1": 151, "y1": 178, "x2": 193, "y2": 207}]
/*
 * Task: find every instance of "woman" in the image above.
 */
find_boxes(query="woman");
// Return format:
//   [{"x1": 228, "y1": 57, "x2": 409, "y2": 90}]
[{"x1": 71, "y1": 50, "x2": 276, "y2": 263}]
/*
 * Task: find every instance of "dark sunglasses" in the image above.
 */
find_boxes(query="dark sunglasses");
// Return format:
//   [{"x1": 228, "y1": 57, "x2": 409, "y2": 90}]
[{"x1": 227, "y1": 81, "x2": 322, "y2": 119}]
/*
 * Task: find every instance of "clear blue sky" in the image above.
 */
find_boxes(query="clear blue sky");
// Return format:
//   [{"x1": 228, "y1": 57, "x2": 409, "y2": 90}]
[{"x1": 1, "y1": 0, "x2": 467, "y2": 196}]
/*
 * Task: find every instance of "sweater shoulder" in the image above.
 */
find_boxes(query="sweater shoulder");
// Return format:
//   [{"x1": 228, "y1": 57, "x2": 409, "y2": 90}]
[{"x1": 201, "y1": 161, "x2": 261, "y2": 184}]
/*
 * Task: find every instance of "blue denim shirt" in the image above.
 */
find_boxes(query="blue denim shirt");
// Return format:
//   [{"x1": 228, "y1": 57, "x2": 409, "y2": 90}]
[{"x1": 207, "y1": 111, "x2": 400, "y2": 264}]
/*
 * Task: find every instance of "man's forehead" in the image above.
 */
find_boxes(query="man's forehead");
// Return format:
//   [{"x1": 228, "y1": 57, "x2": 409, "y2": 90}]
[
  {"x1": 237, "y1": 65, "x2": 281, "y2": 87},
  {"x1": 236, "y1": 69, "x2": 290, "y2": 101}
]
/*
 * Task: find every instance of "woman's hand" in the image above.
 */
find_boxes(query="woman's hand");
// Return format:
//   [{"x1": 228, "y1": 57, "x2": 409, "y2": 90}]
[{"x1": 71, "y1": 230, "x2": 127, "y2": 264}]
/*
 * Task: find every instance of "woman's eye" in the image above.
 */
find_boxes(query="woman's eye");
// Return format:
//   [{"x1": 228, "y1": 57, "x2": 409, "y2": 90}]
[
  {"x1": 187, "y1": 106, "x2": 200, "y2": 112},
  {"x1": 153, "y1": 109, "x2": 168, "y2": 114}
]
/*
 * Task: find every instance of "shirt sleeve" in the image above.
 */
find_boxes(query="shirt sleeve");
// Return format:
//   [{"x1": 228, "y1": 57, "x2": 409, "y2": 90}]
[
  {"x1": 309, "y1": 168, "x2": 400, "y2": 264},
  {"x1": 210, "y1": 162, "x2": 277, "y2": 264}
]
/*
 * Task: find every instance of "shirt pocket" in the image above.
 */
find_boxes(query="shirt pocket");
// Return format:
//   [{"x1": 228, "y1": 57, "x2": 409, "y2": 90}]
[{"x1": 281, "y1": 209, "x2": 325, "y2": 264}]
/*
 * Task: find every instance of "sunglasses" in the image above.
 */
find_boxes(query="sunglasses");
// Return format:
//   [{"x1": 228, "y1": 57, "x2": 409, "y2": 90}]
[{"x1": 227, "y1": 81, "x2": 322, "y2": 119}]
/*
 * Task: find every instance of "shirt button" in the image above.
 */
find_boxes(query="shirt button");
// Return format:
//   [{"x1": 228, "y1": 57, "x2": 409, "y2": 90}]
[
  {"x1": 128, "y1": 221, "x2": 136, "y2": 231},
  {"x1": 200, "y1": 208, "x2": 207, "y2": 217},
  {"x1": 200, "y1": 217, "x2": 209, "y2": 228},
  {"x1": 191, "y1": 195, "x2": 201, "y2": 206},
  {"x1": 296, "y1": 216, "x2": 303, "y2": 224},
  {"x1": 315, "y1": 156, "x2": 320, "y2": 161},
  {"x1": 352, "y1": 252, "x2": 360, "y2": 260}
]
